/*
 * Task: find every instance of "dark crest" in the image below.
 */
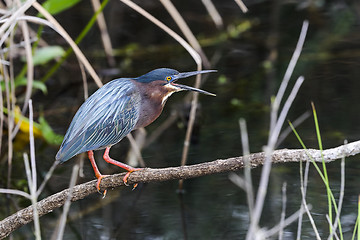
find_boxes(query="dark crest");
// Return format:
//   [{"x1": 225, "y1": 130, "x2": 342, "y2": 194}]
[{"x1": 135, "y1": 68, "x2": 179, "y2": 83}]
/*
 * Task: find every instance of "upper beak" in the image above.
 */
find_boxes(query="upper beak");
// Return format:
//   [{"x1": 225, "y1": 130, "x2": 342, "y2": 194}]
[
  {"x1": 173, "y1": 69, "x2": 217, "y2": 80},
  {"x1": 170, "y1": 69, "x2": 217, "y2": 96}
]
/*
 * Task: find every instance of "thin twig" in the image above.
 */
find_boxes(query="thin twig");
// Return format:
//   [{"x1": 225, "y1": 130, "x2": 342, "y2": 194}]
[
  {"x1": 53, "y1": 164, "x2": 79, "y2": 240},
  {"x1": 23, "y1": 153, "x2": 41, "y2": 240},
  {"x1": 229, "y1": 173, "x2": 247, "y2": 190},
  {"x1": 296, "y1": 155, "x2": 310, "y2": 239},
  {"x1": 126, "y1": 128, "x2": 146, "y2": 167},
  {"x1": 0, "y1": 0, "x2": 35, "y2": 38},
  {"x1": 269, "y1": 76, "x2": 304, "y2": 146},
  {"x1": 79, "y1": 61, "x2": 88, "y2": 100},
  {"x1": 327, "y1": 140, "x2": 346, "y2": 240},
  {"x1": 90, "y1": 0, "x2": 115, "y2": 67},
  {"x1": 29, "y1": 99, "x2": 37, "y2": 193},
  {"x1": 36, "y1": 161, "x2": 59, "y2": 197},
  {"x1": 279, "y1": 182, "x2": 287, "y2": 240},
  {"x1": 326, "y1": 215, "x2": 340, "y2": 240},
  {"x1": 160, "y1": 0, "x2": 210, "y2": 68},
  {"x1": 27, "y1": 99, "x2": 41, "y2": 239},
  {"x1": 18, "y1": 14, "x2": 33, "y2": 115},
  {"x1": 4, "y1": 26, "x2": 14, "y2": 193},
  {"x1": 201, "y1": 0, "x2": 223, "y2": 29},
  {"x1": 0, "y1": 189, "x2": 30, "y2": 199},
  {"x1": 270, "y1": 20, "x2": 308, "y2": 133},
  {"x1": 0, "y1": 54, "x2": 5, "y2": 161},
  {"x1": 264, "y1": 204, "x2": 311, "y2": 237},
  {"x1": 233, "y1": 0, "x2": 248, "y2": 13},
  {"x1": 180, "y1": 71, "x2": 201, "y2": 168},
  {"x1": 300, "y1": 162, "x2": 321, "y2": 240},
  {"x1": 239, "y1": 118, "x2": 254, "y2": 216},
  {"x1": 0, "y1": 20, "x2": 17, "y2": 50},
  {"x1": 126, "y1": 133, "x2": 146, "y2": 167}
]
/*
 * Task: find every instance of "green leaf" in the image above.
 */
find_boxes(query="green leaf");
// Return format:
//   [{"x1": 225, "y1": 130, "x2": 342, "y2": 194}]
[
  {"x1": 41, "y1": 0, "x2": 82, "y2": 16},
  {"x1": 38, "y1": 116, "x2": 64, "y2": 145},
  {"x1": 32, "y1": 46, "x2": 65, "y2": 66},
  {"x1": 15, "y1": 78, "x2": 48, "y2": 94}
]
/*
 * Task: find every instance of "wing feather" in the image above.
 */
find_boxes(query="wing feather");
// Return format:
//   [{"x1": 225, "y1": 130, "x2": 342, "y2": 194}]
[{"x1": 56, "y1": 79, "x2": 141, "y2": 162}]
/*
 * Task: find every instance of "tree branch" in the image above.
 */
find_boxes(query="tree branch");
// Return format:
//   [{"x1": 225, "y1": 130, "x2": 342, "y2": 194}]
[{"x1": 1, "y1": 140, "x2": 360, "y2": 239}]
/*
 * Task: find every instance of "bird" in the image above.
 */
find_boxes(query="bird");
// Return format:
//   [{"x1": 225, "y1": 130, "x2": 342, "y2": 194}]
[{"x1": 56, "y1": 68, "x2": 216, "y2": 194}]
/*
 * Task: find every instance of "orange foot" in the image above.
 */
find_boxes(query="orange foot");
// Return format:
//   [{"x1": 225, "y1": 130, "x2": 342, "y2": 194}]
[
  {"x1": 96, "y1": 174, "x2": 109, "y2": 198},
  {"x1": 123, "y1": 168, "x2": 141, "y2": 189}
]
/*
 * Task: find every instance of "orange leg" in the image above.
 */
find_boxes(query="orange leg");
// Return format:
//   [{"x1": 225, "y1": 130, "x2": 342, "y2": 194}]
[
  {"x1": 103, "y1": 147, "x2": 141, "y2": 185},
  {"x1": 88, "y1": 150, "x2": 108, "y2": 196}
]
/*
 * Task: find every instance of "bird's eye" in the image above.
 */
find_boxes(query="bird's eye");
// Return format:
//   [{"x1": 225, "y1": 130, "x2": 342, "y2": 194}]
[{"x1": 166, "y1": 76, "x2": 172, "y2": 82}]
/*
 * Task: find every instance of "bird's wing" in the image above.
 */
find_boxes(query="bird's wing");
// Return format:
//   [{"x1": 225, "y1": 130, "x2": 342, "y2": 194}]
[{"x1": 56, "y1": 79, "x2": 141, "y2": 162}]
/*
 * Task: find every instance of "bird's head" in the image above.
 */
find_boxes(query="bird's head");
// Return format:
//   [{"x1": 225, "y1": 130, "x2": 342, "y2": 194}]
[{"x1": 135, "y1": 68, "x2": 216, "y2": 96}]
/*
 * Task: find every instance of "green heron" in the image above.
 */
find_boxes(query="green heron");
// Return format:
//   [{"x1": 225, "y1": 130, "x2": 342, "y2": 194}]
[{"x1": 56, "y1": 68, "x2": 216, "y2": 193}]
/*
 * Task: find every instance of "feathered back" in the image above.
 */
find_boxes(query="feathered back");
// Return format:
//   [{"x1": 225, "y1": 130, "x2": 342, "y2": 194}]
[{"x1": 56, "y1": 78, "x2": 141, "y2": 162}]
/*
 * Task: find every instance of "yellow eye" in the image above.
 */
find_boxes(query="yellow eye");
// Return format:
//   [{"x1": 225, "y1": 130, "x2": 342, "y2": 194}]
[{"x1": 166, "y1": 76, "x2": 172, "y2": 82}]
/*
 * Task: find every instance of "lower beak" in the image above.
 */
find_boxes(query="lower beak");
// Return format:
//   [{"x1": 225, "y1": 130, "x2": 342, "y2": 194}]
[{"x1": 171, "y1": 83, "x2": 216, "y2": 96}]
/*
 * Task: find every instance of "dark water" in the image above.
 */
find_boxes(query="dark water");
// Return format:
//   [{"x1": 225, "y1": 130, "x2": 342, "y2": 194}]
[{"x1": 5, "y1": 0, "x2": 360, "y2": 239}]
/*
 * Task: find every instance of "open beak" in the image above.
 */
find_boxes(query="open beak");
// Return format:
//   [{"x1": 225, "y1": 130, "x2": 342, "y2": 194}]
[{"x1": 170, "y1": 70, "x2": 217, "y2": 96}]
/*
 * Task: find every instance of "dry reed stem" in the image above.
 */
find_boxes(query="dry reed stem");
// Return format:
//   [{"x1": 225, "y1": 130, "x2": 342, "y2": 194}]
[
  {"x1": 234, "y1": 0, "x2": 249, "y2": 13},
  {"x1": 52, "y1": 164, "x2": 79, "y2": 240},
  {"x1": 160, "y1": 0, "x2": 211, "y2": 68},
  {"x1": 201, "y1": 0, "x2": 224, "y2": 28},
  {"x1": 90, "y1": 0, "x2": 115, "y2": 67}
]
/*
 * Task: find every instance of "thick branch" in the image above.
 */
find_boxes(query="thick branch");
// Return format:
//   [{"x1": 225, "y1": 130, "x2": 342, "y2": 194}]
[{"x1": 1, "y1": 140, "x2": 359, "y2": 239}]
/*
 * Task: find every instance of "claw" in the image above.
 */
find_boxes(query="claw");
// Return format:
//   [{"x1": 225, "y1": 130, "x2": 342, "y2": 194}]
[
  {"x1": 96, "y1": 174, "x2": 109, "y2": 197},
  {"x1": 102, "y1": 147, "x2": 142, "y2": 189},
  {"x1": 88, "y1": 151, "x2": 108, "y2": 197},
  {"x1": 123, "y1": 171, "x2": 132, "y2": 185},
  {"x1": 122, "y1": 169, "x2": 141, "y2": 188}
]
